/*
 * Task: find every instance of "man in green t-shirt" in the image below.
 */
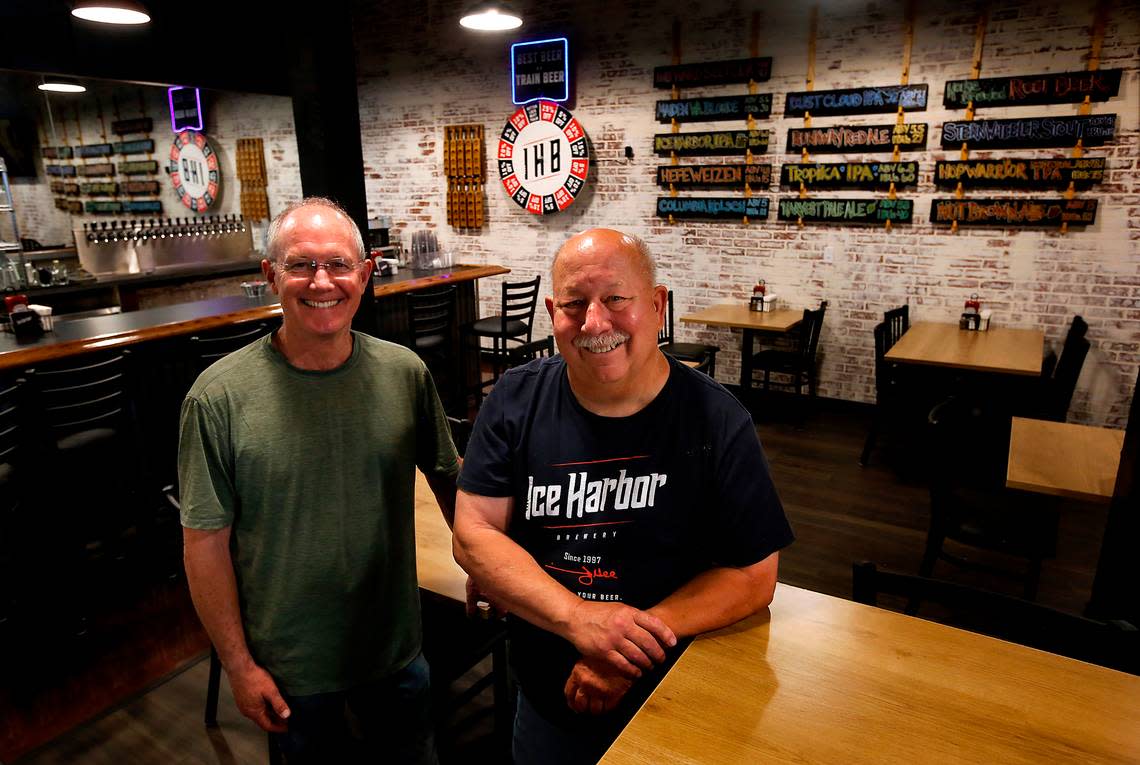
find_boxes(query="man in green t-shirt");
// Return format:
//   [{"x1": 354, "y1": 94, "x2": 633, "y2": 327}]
[{"x1": 178, "y1": 198, "x2": 459, "y2": 763}]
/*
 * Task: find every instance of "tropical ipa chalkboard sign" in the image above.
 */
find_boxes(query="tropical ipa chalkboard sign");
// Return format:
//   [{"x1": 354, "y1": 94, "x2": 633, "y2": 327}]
[
  {"x1": 780, "y1": 161, "x2": 918, "y2": 190},
  {"x1": 787, "y1": 123, "x2": 927, "y2": 154},
  {"x1": 656, "y1": 94, "x2": 772, "y2": 123},
  {"x1": 934, "y1": 157, "x2": 1106, "y2": 189},
  {"x1": 654, "y1": 57, "x2": 772, "y2": 89},
  {"x1": 930, "y1": 198, "x2": 1098, "y2": 227},
  {"x1": 655, "y1": 130, "x2": 770, "y2": 156},
  {"x1": 656, "y1": 196, "x2": 769, "y2": 220},
  {"x1": 941, "y1": 115, "x2": 1116, "y2": 149},
  {"x1": 944, "y1": 69, "x2": 1122, "y2": 109},
  {"x1": 783, "y1": 84, "x2": 928, "y2": 117},
  {"x1": 777, "y1": 197, "x2": 913, "y2": 224},
  {"x1": 657, "y1": 163, "x2": 772, "y2": 188}
]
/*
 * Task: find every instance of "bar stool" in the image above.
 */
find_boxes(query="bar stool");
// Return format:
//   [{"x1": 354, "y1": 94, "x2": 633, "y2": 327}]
[
  {"x1": 465, "y1": 276, "x2": 541, "y2": 398},
  {"x1": 407, "y1": 286, "x2": 462, "y2": 413}
]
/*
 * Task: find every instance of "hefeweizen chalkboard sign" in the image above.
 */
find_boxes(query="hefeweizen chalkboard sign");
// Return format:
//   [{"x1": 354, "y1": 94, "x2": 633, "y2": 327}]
[
  {"x1": 780, "y1": 161, "x2": 918, "y2": 190},
  {"x1": 944, "y1": 69, "x2": 1122, "y2": 109},
  {"x1": 777, "y1": 197, "x2": 913, "y2": 224},
  {"x1": 654, "y1": 58, "x2": 772, "y2": 89},
  {"x1": 934, "y1": 157, "x2": 1106, "y2": 190},
  {"x1": 656, "y1": 94, "x2": 772, "y2": 123},
  {"x1": 941, "y1": 115, "x2": 1116, "y2": 149},
  {"x1": 111, "y1": 117, "x2": 154, "y2": 135},
  {"x1": 656, "y1": 196, "x2": 770, "y2": 220},
  {"x1": 77, "y1": 163, "x2": 115, "y2": 177},
  {"x1": 930, "y1": 198, "x2": 1098, "y2": 227},
  {"x1": 786, "y1": 123, "x2": 927, "y2": 154},
  {"x1": 655, "y1": 130, "x2": 770, "y2": 156},
  {"x1": 783, "y1": 84, "x2": 928, "y2": 117},
  {"x1": 75, "y1": 143, "x2": 113, "y2": 158},
  {"x1": 657, "y1": 164, "x2": 772, "y2": 188}
]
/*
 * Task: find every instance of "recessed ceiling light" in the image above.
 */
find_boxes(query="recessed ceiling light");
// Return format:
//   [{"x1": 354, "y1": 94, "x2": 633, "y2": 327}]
[
  {"x1": 71, "y1": 0, "x2": 151, "y2": 25},
  {"x1": 460, "y1": 3, "x2": 522, "y2": 31},
  {"x1": 38, "y1": 77, "x2": 87, "y2": 94}
]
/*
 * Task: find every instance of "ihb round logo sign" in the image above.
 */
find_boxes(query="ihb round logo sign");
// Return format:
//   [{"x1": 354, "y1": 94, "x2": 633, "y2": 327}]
[
  {"x1": 497, "y1": 101, "x2": 589, "y2": 215},
  {"x1": 169, "y1": 130, "x2": 220, "y2": 212}
]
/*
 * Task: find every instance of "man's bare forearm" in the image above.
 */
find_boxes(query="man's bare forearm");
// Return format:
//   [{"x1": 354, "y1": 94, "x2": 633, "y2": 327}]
[
  {"x1": 183, "y1": 526, "x2": 256, "y2": 672},
  {"x1": 647, "y1": 552, "x2": 779, "y2": 639}
]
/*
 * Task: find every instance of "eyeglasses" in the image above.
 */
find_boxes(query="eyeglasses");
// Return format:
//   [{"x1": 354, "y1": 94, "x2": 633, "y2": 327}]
[{"x1": 277, "y1": 258, "x2": 363, "y2": 279}]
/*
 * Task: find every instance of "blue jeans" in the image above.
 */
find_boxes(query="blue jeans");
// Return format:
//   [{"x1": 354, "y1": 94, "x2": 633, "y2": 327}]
[
  {"x1": 512, "y1": 689, "x2": 626, "y2": 765},
  {"x1": 272, "y1": 652, "x2": 437, "y2": 764}
]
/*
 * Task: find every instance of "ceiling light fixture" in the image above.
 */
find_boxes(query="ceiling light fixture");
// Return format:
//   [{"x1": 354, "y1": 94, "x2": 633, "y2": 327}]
[
  {"x1": 459, "y1": 2, "x2": 522, "y2": 31},
  {"x1": 38, "y1": 76, "x2": 87, "y2": 94},
  {"x1": 71, "y1": 0, "x2": 151, "y2": 25}
]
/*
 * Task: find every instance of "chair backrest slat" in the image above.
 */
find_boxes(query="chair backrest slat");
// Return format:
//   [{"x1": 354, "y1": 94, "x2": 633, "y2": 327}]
[
  {"x1": 499, "y1": 276, "x2": 542, "y2": 338},
  {"x1": 659, "y1": 291, "x2": 676, "y2": 346},
  {"x1": 408, "y1": 286, "x2": 457, "y2": 343}
]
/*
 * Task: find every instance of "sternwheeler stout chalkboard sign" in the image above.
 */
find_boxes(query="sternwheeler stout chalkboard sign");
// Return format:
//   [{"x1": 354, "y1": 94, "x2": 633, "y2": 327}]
[
  {"x1": 653, "y1": 57, "x2": 772, "y2": 89},
  {"x1": 656, "y1": 94, "x2": 772, "y2": 123},
  {"x1": 777, "y1": 197, "x2": 913, "y2": 224},
  {"x1": 934, "y1": 157, "x2": 1106, "y2": 190},
  {"x1": 940, "y1": 115, "x2": 1116, "y2": 149},
  {"x1": 783, "y1": 84, "x2": 928, "y2": 117},
  {"x1": 654, "y1": 130, "x2": 770, "y2": 156},
  {"x1": 943, "y1": 69, "x2": 1122, "y2": 109},
  {"x1": 657, "y1": 163, "x2": 772, "y2": 188},
  {"x1": 497, "y1": 101, "x2": 589, "y2": 215},
  {"x1": 656, "y1": 196, "x2": 769, "y2": 220},
  {"x1": 780, "y1": 161, "x2": 918, "y2": 190},
  {"x1": 786, "y1": 124, "x2": 927, "y2": 154},
  {"x1": 169, "y1": 131, "x2": 220, "y2": 212},
  {"x1": 930, "y1": 198, "x2": 1098, "y2": 227}
]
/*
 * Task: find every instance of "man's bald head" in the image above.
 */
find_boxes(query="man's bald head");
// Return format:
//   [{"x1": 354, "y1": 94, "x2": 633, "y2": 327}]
[{"x1": 552, "y1": 229, "x2": 657, "y2": 290}]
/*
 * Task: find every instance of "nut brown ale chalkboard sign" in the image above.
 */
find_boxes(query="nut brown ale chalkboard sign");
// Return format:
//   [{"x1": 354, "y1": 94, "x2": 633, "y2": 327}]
[
  {"x1": 941, "y1": 115, "x2": 1116, "y2": 149},
  {"x1": 930, "y1": 198, "x2": 1098, "y2": 227},
  {"x1": 780, "y1": 161, "x2": 918, "y2": 190},
  {"x1": 943, "y1": 69, "x2": 1122, "y2": 109},
  {"x1": 655, "y1": 130, "x2": 770, "y2": 156},
  {"x1": 657, "y1": 164, "x2": 772, "y2": 188},
  {"x1": 654, "y1": 57, "x2": 772, "y2": 88},
  {"x1": 786, "y1": 124, "x2": 927, "y2": 154},
  {"x1": 934, "y1": 158, "x2": 1106, "y2": 190},
  {"x1": 778, "y1": 198, "x2": 913, "y2": 224}
]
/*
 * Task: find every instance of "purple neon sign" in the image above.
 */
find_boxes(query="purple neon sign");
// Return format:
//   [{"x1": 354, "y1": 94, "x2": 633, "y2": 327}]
[{"x1": 168, "y1": 86, "x2": 203, "y2": 132}]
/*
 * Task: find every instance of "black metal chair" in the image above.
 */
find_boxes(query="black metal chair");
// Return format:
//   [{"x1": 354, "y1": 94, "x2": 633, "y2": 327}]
[
  {"x1": 751, "y1": 301, "x2": 828, "y2": 397},
  {"x1": 659, "y1": 291, "x2": 719, "y2": 376},
  {"x1": 465, "y1": 276, "x2": 541, "y2": 395},
  {"x1": 884, "y1": 304, "x2": 909, "y2": 345},
  {"x1": 506, "y1": 335, "x2": 556, "y2": 367},
  {"x1": 861, "y1": 308, "x2": 910, "y2": 466},
  {"x1": 407, "y1": 286, "x2": 461, "y2": 413},
  {"x1": 1038, "y1": 315, "x2": 1090, "y2": 422},
  {"x1": 0, "y1": 377, "x2": 27, "y2": 633},
  {"x1": 190, "y1": 321, "x2": 272, "y2": 374}
]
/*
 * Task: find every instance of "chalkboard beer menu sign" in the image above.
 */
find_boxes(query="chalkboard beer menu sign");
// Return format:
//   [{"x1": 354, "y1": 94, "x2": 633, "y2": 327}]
[
  {"x1": 941, "y1": 115, "x2": 1116, "y2": 149},
  {"x1": 657, "y1": 163, "x2": 772, "y2": 188},
  {"x1": 780, "y1": 161, "x2": 918, "y2": 190},
  {"x1": 934, "y1": 157, "x2": 1106, "y2": 190},
  {"x1": 111, "y1": 117, "x2": 153, "y2": 135},
  {"x1": 786, "y1": 123, "x2": 927, "y2": 154},
  {"x1": 656, "y1": 94, "x2": 772, "y2": 123},
  {"x1": 80, "y1": 182, "x2": 118, "y2": 196},
  {"x1": 656, "y1": 196, "x2": 769, "y2": 220},
  {"x1": 944, "y1": 69, "x2": 1122, "y2": 109},
  {"x1": 655, "y1": 130, "x2": 770, "y2": 156},
  {"x1": 77, "y1": 163, "x2": 115, "y2": 177},
  {"x1": 930, "y1": 198, "x2": 1098, "y2": 227},
  {"x1": 778, "y1": 198, "x2": 913, "y2": 224},
  {"x1": 783, "y1": 84, "x2": 928, "y2": 117},
  {"x1": 75, "y1": 143, "x2": 113, "y2": 158},
  {"x1": 654, "y1": 57, "x2": 772, "y2": 88}
]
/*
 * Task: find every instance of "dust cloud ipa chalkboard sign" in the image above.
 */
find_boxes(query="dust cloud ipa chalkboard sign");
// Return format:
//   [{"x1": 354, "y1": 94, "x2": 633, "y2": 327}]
[
  {"x1": 783, "y1": 84, "x2": 928, "y2": 117},
  {"x1": 656, "y1": 196, "x2": 769, "y2": 220},
  {"x1": 943, "y1": 69, "x2": 1122, "y2": 109},
  {"x1": 930, "y1": 198, "x2": 1098, "y2": 227},
  {"x1": 655, "y1": 130, "x2": 770, "y2": 156},
  {"x1": 934, "y1": 158, "x2": 1106, "y2": 190},
  {"x1": 786, "y1": 124, "x2": 927, "y2": 154},
  {"x1": 656, "y1": 94, "x2": 772, "y2": 123},
  {"x1": 497, "y1": 101, "x2": 589, "y2": 215},
  {"x1": 780, "y1": 161, "x2": 918, "y2": 190},
  {"x1": 777, "y1": 197, "x2": 913, "y2": 224},
  {"x1": 657, "y1": 163, "x2": 772, "y2": 188},
  {"x1": 654, "y1": 58, "x2": 772, "y2": 89},
  {"x1": 941, "y1": 115, "x2": 1116, "y2": 149}
]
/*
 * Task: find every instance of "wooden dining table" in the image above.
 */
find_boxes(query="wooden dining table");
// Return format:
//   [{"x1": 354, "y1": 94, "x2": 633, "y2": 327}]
[
  {"x1": 414, "y1": 469, "x2": 467, "y2": 602},
  {"x1": 680, "y1": 304, "x2": 803, "y2": 389},
  {"x1": 884, "y1": 321, "x2": 1045, "y2": 376},
  {"x1": 1007, "y1": 417, "x2": 1125, "y2": 503},
  {"x1": 600, "y1": 583, "x2": 1140, "y2": 764}
]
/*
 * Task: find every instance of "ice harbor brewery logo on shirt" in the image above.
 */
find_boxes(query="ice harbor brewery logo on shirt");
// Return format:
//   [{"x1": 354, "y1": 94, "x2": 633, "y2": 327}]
[
  {"x1": 168, "y1": 130, "x2": 220, "y2": 212},
  {"x1": 497, "y1": 101, "x2": 589, "y2": 215}
]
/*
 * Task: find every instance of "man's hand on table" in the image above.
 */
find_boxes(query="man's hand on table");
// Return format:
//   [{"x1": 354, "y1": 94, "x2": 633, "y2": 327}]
[
  {"x1": 566, "y1": 601, "x2": 677, "y2": 679},
  {"x1": 564, "y1": 656, "x2": 634, "y2": 714}
]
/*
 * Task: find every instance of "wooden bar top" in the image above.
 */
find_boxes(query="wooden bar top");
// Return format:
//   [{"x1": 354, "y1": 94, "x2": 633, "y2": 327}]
[
  {"x1": 680, "y1": 304, "x2": 802, "y2": 332},
  {"x1": 885, "y1": 321, "x2": 1044, "y2": 376},
  {"x1": 1007, "y1": 417, "x2": 1125, "y2": 503},
  {"x1": 601, "y1": 584, "x2": 1140, "y2": 764},
  {"x1": 0, "y1": 264, "x2": 509, "y2": 371},
  {"x1": 415, "y1": 469, "x2": 466, "y2": 603}
]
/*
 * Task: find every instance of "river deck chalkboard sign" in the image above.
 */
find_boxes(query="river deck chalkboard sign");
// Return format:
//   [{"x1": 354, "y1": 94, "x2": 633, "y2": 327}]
[
  {"x1": 119, "y1": 160, "x2": 159, "y2": 175},
  {"x1": 656, "y1": 94, "x2": 772, "y2": 123},
  {"x1": 77, "y1": 163, "x2": 115, "y2": 177},
  {"x1": 930, "y1": 198, "x2": 1098, "y2": 227},
  {"x1": 75, "y1": 143, "x2": 113, "y2": 158},
  {"x1": 111, "y1": 117, "x2": 154, "y2": 135},
  {"x1": 778, "y1": 197, "x2": 913, "y2": 224},
  {"x1": 934, "y1": 157, "x2": 1106, "y2": 190},
  {"x1": 787, "y1": 123, "x2": 927, "y2": 154},
  {"x1": 941, "y1": 115, "x2": 1116, "y2": 149},
  {"x1": 657, "y1": 163, "x2": 772, "y2": 188},
  {"x1": 783, "y1": 84, "x2": 928, "y2": 117},
  {"x1": 944, "y1": 69, "x2": 1122, "y2": 109},
  {"x1": 657, "y1": 196, "x2": 769, "y2": 220},
  {"x1": 654, "y1": 57, "x2": 772, "y2": 89},
  {"x1": 655, "y1": 130, "x2": 770, "y2": 156},
  {"x1": 780, "y1": 161, "x2": 918, "y2": 190}
]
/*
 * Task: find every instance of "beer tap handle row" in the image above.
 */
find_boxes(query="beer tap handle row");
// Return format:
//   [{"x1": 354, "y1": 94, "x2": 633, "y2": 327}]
[{"x1": 83, "y1": 214, "x2": 247, "y2": 243}]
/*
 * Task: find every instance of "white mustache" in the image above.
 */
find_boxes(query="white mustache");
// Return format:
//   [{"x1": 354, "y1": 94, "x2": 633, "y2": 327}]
[{"x1": 573, "y1": 331, "x2": 630, "y2": 352}]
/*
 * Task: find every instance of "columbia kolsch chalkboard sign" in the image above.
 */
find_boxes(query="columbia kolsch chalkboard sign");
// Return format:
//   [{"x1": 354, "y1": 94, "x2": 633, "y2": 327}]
[
  {"x1": 780, "y1": 161, "x2": 918, "y2": 190},
  {"x1": 654, "y1": 58, "x2": 772, "y2": 89},
  {"x1": 943, "y1": 69, "x2": 1122, "y2": 109},
  {"x1": 934, "y1": 157, "x2": 1106, "y2": 190},
  {"x1": 783, "y1": 84, "x2": 928, "y2": 117},
  {"x1": 655, "y1": 130, "x2": 770, "y2": 156},
  {"x1": 656, "y1": 196, "x2": 770, "y2": 220},
  {"x1": 657, "y1": 163, "x2": 772, "y2": 188},
  {"x1": 777, "y1": 197, "x2": 913, "y2": 224},
  {"x1": 786, "y1": 123, "x2": 927, "y2": 154},
  {"x1": 930, "y1": 198, "x2": 1098, "y2": 227},
  {"x1": 656, "y1": 94, "x2": 773, "y2": 123},
  {"x1": 941, "y1": 115, "x2": 1116, "y2": 149}
]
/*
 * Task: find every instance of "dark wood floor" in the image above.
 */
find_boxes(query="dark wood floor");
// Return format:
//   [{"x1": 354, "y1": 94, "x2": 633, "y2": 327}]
[{"x1": 1, "y1": 401, "x2": 1109, "y2": 763}]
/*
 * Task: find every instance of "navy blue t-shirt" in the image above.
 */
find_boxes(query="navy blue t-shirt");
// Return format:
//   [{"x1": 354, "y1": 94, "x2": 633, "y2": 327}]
[{"x1": 458, "y1": 354, "x2": 793, "y2": 725}]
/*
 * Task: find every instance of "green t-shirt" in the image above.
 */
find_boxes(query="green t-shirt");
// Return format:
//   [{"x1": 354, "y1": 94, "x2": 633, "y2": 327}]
[{"x1": 178, "y1": 331, "x2": 459, "y2": 695}]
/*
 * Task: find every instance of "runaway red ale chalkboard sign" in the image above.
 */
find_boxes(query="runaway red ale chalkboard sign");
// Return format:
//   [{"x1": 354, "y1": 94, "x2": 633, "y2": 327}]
[
  {"x1": 783, "y1": 84, "x2": 928, "y2": 117},
  {"x1": 780, "y1": 161, "x2": 918, "y2": 190},
  {"x1": 944, "y1": 69, "x2": 1122, "y2": 109},
  {"x1": 111, "y1": 117, "x2": 154, "y2": 135},
  {"x1": 654, "y1": 57, "x2": 772, "y2": 89},
  {"x1": 77, "y1": 163, "x2": 115, "y2": 177},
  {"x1": 656, "y1": 196, "x2": 770, "y2": 220},
  {"x1": 654, "y1": 130, "x2": 770, "y2": 156},
  {"x1": 656, "y1": 94, "x2": 773, "y2": 123},
  {"x1": 934, "y1": 157, "x2": 1106, "y2": 190},
  {"x1": 777, "y1": 197, "x2": 913, "y2": 224},
  {"x1": 930, "y1": 198, "x2": 1098, "y2": 227},
  {"x1": 657, "y1": 163, "x2": 772, "y2": 188},
  {"x1": 786, "y1": 124, "x2": 927, "y2": 154},
  {"x1": 941, "y1": 115, "x2": 1116, "y2": 149}
]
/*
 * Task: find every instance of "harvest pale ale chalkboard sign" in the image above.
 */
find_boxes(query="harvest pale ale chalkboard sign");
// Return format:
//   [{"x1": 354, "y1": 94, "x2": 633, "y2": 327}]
[
  {"x1": 780, "y1": 161, "x2": 918, "y2": 190},
  {"x1": 944, "y1": 69, "x2": 1122, "y2": 109},
  {"x1": 657, "y1": 163, "x2": 772, "y2": 188},
  {"x1": 654, "y1": 58, "x2": 772, "y2": 88},
  {"x1": 778, "y1": 198, "x2": 913, "y2": 224},
  {"x1": 656, "y1": 196, "x2": 769, "y2": 220},
  {"x1": 930, "y1": 198, "x2": 1098, "y2": 227},
  {"x1": 786, "y1": 124, "x2": 927, "y2": 154},
  {"x1": 655, "y1": 130, "x2": 770, "y2": 156},
  {"x1": 656, "y1": 94, "x2": 772, "y2": 123},
  {"x1": 934, "y1": 158, "x2": 1106, "y2": 190},
  {"x1": 941, "y1": 115, "x2": 1116, "y2": 149},
  {"x1": 783, "y1": 84, "x2": 928, "y2": 117}
]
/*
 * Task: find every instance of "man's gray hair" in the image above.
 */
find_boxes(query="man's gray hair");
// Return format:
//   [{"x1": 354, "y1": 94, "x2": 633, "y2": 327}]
[{"x1": 265, "y1": 197, "x2": 366, "y2": 263}]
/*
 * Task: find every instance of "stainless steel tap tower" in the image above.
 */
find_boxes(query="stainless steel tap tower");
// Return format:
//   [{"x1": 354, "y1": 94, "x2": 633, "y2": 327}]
[{"x1": 73, "y1": 214, "x2": 256, "y2": 276}]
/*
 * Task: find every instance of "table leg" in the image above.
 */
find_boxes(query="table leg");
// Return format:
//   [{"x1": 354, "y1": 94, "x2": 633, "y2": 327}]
[{"x1": 740, "y1": 328, "x2": 755, "y2": 390}]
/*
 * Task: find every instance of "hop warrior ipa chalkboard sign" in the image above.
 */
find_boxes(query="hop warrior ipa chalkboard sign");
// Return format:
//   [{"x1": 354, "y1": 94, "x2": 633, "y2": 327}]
[
  {"x1": 780, "y1": 161, "x2": 918, "y2": 190},
  {"x1": 657, "y1": 163, "x2": 772, "y2": 188},
  {"x1": 654, "y1": 130, "x2": 770, "y2": 156},
  {"x1": 169, "y1": 130, "x2": 220, "y2": 212},
  {"x1": 497, "y1": 101, "x2": 589, "y2": 215},
  {"x1": 930, "y1": 198, "x2": 1098, "y2": 227},
  {"x1": 786, "y1": 124, "x2": 927, "y2": 154},
  {"x1": 941, "y1": 115, "x2": 1116, "y2": 150},
  {"x1": 656, "y1": 196, "x2": 769, "y2": 220},
  {"x1": 783, "y1": 84, "x2": 928, "y2": 118},
  {"x1": 934, "y1": 158, "x2": 1106, "y2": 190},
  {"x1": 777, "y1": 198, "x2": 913, "y2": 224},
  {"x1": 943, "y1": 69, "x2": 1122, "y2": 109}
]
